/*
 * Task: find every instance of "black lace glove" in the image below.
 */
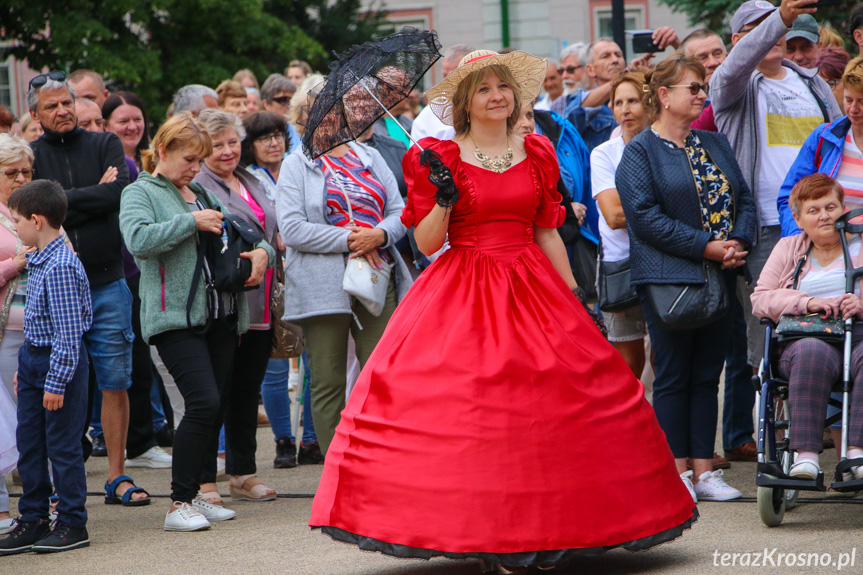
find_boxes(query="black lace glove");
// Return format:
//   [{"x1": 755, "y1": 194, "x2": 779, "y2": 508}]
[
  {"x1": 573, "y1": 287, "x2": 608, "y2": 339},
  {"x1": 419, "y1": 148, "x2": 459, "y2": 208}
]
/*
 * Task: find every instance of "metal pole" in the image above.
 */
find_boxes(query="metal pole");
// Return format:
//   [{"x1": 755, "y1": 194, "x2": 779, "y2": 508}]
[
  {"x1": 611, "y1": 0, "x2": 627, "y2": 61},
  {"x1": 501, "y1": 0, "x2": 511, "y2": 50}
]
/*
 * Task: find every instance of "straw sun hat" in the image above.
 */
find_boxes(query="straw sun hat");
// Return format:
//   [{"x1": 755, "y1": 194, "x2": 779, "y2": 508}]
[{"x1": 424, "y1": 49, "x2": 547, "y2": 126}]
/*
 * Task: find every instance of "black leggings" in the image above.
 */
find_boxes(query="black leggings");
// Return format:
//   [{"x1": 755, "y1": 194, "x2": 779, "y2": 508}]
[
  {"x1": 152, "y1": 318, "x2": 237, "y2": 503},
  {"x1": 224, "y1": 329, "x2": 272, "y2": 475}
]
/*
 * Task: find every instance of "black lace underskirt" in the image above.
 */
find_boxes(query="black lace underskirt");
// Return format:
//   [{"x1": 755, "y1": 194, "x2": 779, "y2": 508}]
[{"x1": 316, "y1": 507, "x2": 698, "y2": 568}]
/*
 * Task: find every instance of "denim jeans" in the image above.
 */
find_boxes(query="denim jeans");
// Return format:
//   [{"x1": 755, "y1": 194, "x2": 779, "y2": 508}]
[
  {"x1": 84, "y1": 278, "x2": 134, "y2": 391},
  {"x1": 261, "y1": 355, "x2": 316, "y2": 444},
  {"x1": 722, "y1": 281, "x2": 756, "y2": 450},
  {"x1": 17, "y1": 344, "x2": 89, "y2": 527},
  {"x1": 151, "y1": 377, "x2": 168, "y2": 431}
]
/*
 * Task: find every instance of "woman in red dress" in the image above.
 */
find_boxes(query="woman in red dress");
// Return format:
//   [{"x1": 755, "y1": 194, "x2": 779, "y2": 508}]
[{"x1": 310, "y1": 49, "x2": 697, "y2": 572}]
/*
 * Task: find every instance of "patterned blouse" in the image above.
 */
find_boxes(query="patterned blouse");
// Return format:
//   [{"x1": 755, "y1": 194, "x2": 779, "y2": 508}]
[{"x1": 651, "y1": 128, "x2": 734, "y2": 241}]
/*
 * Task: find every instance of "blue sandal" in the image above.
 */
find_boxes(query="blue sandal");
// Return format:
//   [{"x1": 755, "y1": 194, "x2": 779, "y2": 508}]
[{"x1": 104, "y1": 475, "x2": 151, "y2": 507}]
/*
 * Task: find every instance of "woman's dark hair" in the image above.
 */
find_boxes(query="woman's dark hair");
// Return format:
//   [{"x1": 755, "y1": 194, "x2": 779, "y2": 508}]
[
  {"x1": 241, "y1": 111, "x2": 289, "y2": 165},
  {"x1": 102, "y1": 91, "x2": 150, "y2": 164},
  {"x1": 8, "y1": 180, "x2": 67, "y2": 229}
]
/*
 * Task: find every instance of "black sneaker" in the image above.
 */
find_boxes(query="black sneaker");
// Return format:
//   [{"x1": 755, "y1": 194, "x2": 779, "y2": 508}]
[
  {"x1": 274, "y1": 437, "x2": 298, "y2": 469},
  {"x1": 32, "y1": 521, "x2": 90, "y2": 553},
  {"x1": 0, "y1": 519, "x2": 51, "y2": 556},
  {"x1": 298, "y1": 441, "x2": 324, "y2": 465},
  {"x1": 91, "y1": 434, "x2": 107, "y2": 457},
  {"x1": 154, "y1": 425, "x2": 175, "y2": 448}
]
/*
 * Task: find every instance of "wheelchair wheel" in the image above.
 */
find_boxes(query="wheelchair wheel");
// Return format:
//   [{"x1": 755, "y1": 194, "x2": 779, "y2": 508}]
[
  {"x1": 785, "y1": 489, "x2": 800, "y2": 510},
  {"x1": 758, "y1": 485, "x2": 786, "y2": 527}
]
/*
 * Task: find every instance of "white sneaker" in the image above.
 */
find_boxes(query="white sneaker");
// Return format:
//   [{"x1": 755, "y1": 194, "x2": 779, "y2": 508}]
[
  {"x1": 789, "y1": 460, "x2": 820, "y2": 480},
  {"x1": 126, "y1": 446, "x2": 172, "y2": 469},
  {"x1": 288, "y1": 371, "x2": 300, "y2": 392},
  {"x1": 680, "y1": 470, "x2": 697, "y2": 503},
  {"x1": 0, "y1": 517, "x2": 16, "y2": 535},
  {"x1": 693, "y1": 470, "x2": 742, "y2": 501},
  {"x1": 165, "y1": 501, "x2": 211, "y2": 532},
  {"x1": 192, "y1": 495, "x2": 236, "y2": 522}
]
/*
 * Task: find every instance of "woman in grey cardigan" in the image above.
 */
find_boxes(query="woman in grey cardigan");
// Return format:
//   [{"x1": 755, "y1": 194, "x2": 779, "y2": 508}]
[
  {"x1": 276, "y1": 137, "x2": 411, "y2": 455},
  {"x1": 193, "y1": 109, "x2": 279, "y2": 502}
]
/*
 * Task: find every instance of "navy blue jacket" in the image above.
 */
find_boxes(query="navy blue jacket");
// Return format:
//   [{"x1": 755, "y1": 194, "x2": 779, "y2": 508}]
[{"x1": 616, "y1": 129, "x2": 757, "y2": 286}]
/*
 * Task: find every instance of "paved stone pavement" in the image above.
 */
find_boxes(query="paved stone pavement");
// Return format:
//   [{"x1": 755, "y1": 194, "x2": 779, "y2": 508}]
[{"x1": 3, "y1": 425, "x2": 863, "y2": 575}]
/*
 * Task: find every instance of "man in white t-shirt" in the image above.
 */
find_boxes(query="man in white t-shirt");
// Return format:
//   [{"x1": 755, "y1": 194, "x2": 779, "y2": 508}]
[
  {"x1": 411, "y1": 44, "x2": 473, "y2": 142},
  {"x1": 710, "y1": 0, "x2": 841, "y2": 371}
]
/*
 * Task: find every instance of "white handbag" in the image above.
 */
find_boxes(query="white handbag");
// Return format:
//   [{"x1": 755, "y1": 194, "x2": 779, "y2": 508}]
[{"x1": 321, "y1": 157, "x2": 393, "y2": 318}]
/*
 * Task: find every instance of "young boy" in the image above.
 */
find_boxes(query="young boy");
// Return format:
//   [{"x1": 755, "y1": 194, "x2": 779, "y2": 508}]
[{"x1": 0, "y1": 180, "x2": 92, "y2": 555}]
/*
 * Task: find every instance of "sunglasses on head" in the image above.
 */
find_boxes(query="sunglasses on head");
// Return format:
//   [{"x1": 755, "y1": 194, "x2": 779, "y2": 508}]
[
  {"x1": 557, "y1": 65, "x2": 583, "y2": 75},
  {"x1": 270, "y1": 96, "x2": 291, "y2": 105},
  {"x1": 668, "y1": 82, "x2": 709, "y2": 96},
  {"x1": 29, "y1": 70, "x2": 67, "y2": 89}
]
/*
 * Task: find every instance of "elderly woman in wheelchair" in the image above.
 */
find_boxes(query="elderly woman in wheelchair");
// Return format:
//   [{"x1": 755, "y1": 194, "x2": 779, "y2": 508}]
[{"x1": 752, "y1": 174, "x2": 863, "y2": 483}]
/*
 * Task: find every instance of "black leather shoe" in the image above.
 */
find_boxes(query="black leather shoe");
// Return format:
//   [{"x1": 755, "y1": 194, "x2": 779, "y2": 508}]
[
  {"x1": 0, "y1": 519, "x2": 51, "y2": 556},
  {"x1": 154, "y1": 425, "x2": 175, "y2": 448},
  {"x1": 32, "y1": 521, "x2": 90, "y2": 553},
  {"x1": 298, "y1": 441, "x2": 324, "y2": 465},
  {"x1": 274, "y1": 437, "x2": 298, "y2": 469},
  {"x1": 91, "y1": 435, "x2": 107, "y2": 457}
]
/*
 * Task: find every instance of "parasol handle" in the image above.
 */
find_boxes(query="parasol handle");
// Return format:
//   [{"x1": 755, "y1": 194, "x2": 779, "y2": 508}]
[{"x1": 357, "y1": 82, "x2": 424, "y2": 151}]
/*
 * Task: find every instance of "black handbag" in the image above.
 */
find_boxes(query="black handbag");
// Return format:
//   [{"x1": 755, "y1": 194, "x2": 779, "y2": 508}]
[
  {"x1": 198, "y1": 193, "x2": 263, "y2": 294},
  {"x1": 643, "y1": 261, "x2": 728, "y2": 330},
  {"x1": 597, "y1": 253, "x2": 638, "y2": 312}
]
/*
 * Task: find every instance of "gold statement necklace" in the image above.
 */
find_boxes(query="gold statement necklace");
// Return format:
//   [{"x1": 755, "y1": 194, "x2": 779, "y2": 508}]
[{"x1": 470, "y1": 134, "x2": 513, "y2": 173}]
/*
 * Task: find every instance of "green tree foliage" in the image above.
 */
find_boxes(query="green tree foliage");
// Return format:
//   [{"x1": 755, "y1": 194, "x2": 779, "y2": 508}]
[
  {"x1": 658, "y1": 0, "x2": 852, "y2": 42},
  {"x1": 1, "y1": 0, "x2": 386, "y2": 122}
]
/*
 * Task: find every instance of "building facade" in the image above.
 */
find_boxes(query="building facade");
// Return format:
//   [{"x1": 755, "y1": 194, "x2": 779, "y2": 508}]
[{"x1": 373, "y1": 0, "x2": 696, "y2": 85}]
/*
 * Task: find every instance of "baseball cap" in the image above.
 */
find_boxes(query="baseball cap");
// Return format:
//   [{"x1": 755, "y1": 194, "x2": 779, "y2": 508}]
[
  {"x1": 787, "y1": 14, "x2": 820, "y2": 43},
  {"x1": 731, "y1": 1, "x2": 777, "y2": 34}
]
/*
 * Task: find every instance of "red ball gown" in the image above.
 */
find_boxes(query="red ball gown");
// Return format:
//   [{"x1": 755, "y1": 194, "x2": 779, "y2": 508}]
[{"x1": 310, "y1": 134, "x2": 697, "y2": 568}]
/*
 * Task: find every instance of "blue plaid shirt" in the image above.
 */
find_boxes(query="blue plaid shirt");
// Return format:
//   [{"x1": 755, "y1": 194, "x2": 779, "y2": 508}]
[{"x1": 24, "y1": 236, "x2": 92, "y2": 395}]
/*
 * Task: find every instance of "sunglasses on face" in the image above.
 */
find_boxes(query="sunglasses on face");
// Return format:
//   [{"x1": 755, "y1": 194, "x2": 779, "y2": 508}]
[
  {"x1": 557, "y1": 65, "x2": 583, "y2": 75},
  {"x1": 668, "y1": 82, "x2": 710, "y2": 96},
  {"x1": 29, "y1": 70, "x2": 67, "y2": 89},
  {"x1": 3, "y1": 168, "x2": 33, "y2": 181},
  {"x1": 270, "y1": 96, "x2": 291, "y2": 105}
]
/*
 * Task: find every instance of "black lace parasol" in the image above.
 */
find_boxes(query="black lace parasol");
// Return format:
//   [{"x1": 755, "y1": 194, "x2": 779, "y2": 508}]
[{"x1": 301, "y1": 27, "x2": 442, "y2": 159}]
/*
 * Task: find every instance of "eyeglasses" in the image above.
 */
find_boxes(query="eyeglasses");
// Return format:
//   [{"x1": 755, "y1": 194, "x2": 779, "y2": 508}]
[
  {"x1": 29, "y1": 71, "x2": 67, "y2": 89},
  {"x1": 255, "y1": 132, "x2": 286, "y2": 145},
  {"x1": 270, "y1": 96, "x2": 291, "y2": 105},
  {"x1": 668, "y1": 82, "x2": 710, "y2": 96},
  {"x1": 557, "y1": 65, "x2": 583, "y2": 75},
  {"x1": 827, "y1": 79, "x2": 840, "y2": 89},
  {"x1": 2, "y1": 168, "x2": 33, "y2": 181}
]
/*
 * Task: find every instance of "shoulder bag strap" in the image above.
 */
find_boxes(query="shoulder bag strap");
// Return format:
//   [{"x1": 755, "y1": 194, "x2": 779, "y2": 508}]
[
  {"x1": 791, "y1": 243, "x2": 814, "y2": 290},
  {"x1": 320, "y1": 155, "x2": 355, "y2": 226}
]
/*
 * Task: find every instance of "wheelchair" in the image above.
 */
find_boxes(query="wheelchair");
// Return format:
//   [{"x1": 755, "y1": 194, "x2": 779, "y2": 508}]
[{"x1": 754, "y1": 208, "x2": 863, "y2": 526}]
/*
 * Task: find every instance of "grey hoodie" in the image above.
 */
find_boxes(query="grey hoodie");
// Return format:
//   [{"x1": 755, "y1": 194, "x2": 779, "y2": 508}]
[
  {"x1": 275, "y1": 141, "x2": 411, "y2": 321},
  {"x1": 710, "y1": 8, "x2": 841, "y2": 231}
]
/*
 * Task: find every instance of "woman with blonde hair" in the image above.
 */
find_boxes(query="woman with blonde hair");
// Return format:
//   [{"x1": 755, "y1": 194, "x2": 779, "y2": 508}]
[
  {"x1": 310, "y1": 50, "x2": 698, "y2": 572},
  {"x1": 120, "y1": 112, "x2": 274, "y2": 532}
]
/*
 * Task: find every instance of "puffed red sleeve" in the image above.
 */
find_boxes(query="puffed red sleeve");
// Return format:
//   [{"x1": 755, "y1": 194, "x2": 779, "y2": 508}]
[
  {"x1": 525, "y1": 134, "x2": 565, "y2": 229},
  {"x1": 401, "y1": 138, "x2": 458, "y2": 228}
]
